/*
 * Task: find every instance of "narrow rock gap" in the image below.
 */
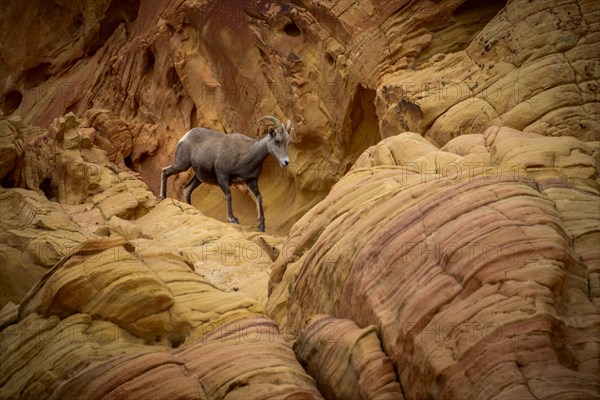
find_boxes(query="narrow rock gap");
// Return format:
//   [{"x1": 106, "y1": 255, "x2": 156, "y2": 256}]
[
  {"x1": 344, "y1": 85, "x2": 381, "y2": 172},
  {"x1": 283, "y1": 22, "x2": 301, "y2": 37},
  {"x1": 39, "y1": 178, "x2": 57, "y2": 202},
  {"x1": 124, "y1": 155, "x2": 136, "y2": 172},
  {"x1": 143, "y1": 48, "x2": 155, "y2": 76},
  {"x1": 190, "y1": 104, "x2": 198, "y2": 129},
  {"x1": 370, "y1": 326, "x2": 407, "y2": 400},
  {"x1": 84, "y1": 0, "x2": 141, "y2": 56}
]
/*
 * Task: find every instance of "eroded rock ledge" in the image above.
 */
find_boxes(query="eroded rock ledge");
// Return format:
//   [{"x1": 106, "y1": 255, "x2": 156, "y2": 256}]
[
  {"x1": 1, "y1": 237, "x2": 322, "y2": 399},
  {"x1": 268, "y1": 127, "x2": 600, "y2": 399},
  {"x1": 3, "y1": 0, "x2": 597, "y2": 234},
  {"x1": 1, "y1": 0, "x2": 599, "y2": 397},
  {"x1": 1, "y1": 120, "x2": 599, "y2": 398},
  {"x1": 0, "y1": 114, "x2": 322, "y2": 399}
]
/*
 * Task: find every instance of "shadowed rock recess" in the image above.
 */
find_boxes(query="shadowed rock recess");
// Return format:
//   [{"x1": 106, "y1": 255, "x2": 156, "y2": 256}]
[{"x1": 1, "y1": 0, "x2": 599, "y2": 399}]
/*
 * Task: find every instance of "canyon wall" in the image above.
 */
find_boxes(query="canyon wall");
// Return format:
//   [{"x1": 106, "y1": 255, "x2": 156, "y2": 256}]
[
  {"x1": 268, "y1": 127, "x2": 600, "y2": 399},
  {"x1": 1, "y1": 113, "x2": 598, "y2": 399},
  {"x1": 3, "y1": 0, "x2": 597, "y2": 234},
  {"x1": 1, "y1": 0, "x2": 599, "y2": 398}
]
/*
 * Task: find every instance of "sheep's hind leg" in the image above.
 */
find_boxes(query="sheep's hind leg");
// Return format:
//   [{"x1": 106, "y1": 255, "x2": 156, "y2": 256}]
[
  {"x1": 183, "y1": 176, "x2": 201, "y2": 204},
  {"x1": 217, "y1": 177, "x2": 238, "y2": 224},
  {"x1": 245, "y1": 179, "x2": 265, "y2": 232},
  {"x1": 159, "y1": 162, "x2": 189, "y2": 201}
]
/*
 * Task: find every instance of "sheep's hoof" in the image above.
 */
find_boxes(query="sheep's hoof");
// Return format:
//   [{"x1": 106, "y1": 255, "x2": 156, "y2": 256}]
[
  {"x1": 229, "y1": 217, "x2": 239, "y2": 224},
  {"x1": 157, "y1": 196, "x2": 165, "y2": 202},
  {"x1": 258, "y1": 224, "x2": 265, "y2": 232}
]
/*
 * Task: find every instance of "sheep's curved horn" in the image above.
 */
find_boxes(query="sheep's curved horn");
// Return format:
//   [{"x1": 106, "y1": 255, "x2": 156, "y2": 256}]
[
  {"x1": 258, "y1": 115, "x2": 283, "y2": 130},
  {"x1": 285, "y1": 119, "x2": 292, "y2": 131}
]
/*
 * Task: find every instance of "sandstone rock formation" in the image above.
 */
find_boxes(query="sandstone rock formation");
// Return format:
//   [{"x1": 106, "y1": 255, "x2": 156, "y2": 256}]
[
  {"x1": 0, "y1": 111, "x2": 281, "y2": 305},
  {"x1": 1, "y1": 114, "x2": 326, "y2": 400},
  {"x1": 4, "y1": 0, "x2": 596, "y2": 234},
  {"x1": 110, "y1": 199, "x2": 283, "y2": 304},
  {"x1": 376, "y1": 0, "x2": 600, "y2": 145},
  {"x1": 268, "y1": 127, "x2": 600, "y2": 399},
  {"x1": 2, "y1": 0, "x2": 600, "y2": 398},
  {"x1": 4, "y1": 120, "x2": 597, "y2": 398},
  {"x1": 295, "y1": 314, "x2": 403, "y2": 399},
  {"x1": 0, "y1": 180, "x2": 322, "y2": 398},
  {"x1": 1, "y1": 237, "x2": 322, "y2": 400},
  {"x1": 0, "y1": 112, "x2": 155, "y2": 307}
]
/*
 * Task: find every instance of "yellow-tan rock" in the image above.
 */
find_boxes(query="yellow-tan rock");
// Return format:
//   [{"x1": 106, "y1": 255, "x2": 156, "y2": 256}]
[
  {"x1": 0, "y1": 110, "x2": 322, "y2": 396},
  {"x1": 376, "y1": 0, "x2": 600, "y2": 145},
  {"x1": 2, "y1": 0, "x2": 600, "y2": 397},
  {"x1": 268, "y1": 127, "x2": 600, "y2": 399},
  {"x1": 6, "y1": 0, "x2": 570, "y2": 234},
  {"x1": 1, "y1": 236, "x2": 322, "y2": 399},
  {"x1": 102, "y1": 198, "x2": 282, "y2": 304},
  {"x1": 0, "y1": 188, "x2": 87, "y2": 307}
]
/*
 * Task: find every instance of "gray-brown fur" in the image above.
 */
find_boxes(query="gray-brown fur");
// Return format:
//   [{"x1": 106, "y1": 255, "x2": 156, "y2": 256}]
[{"x1": 159, "y1": 116, "x2": 292, "y2": 232}]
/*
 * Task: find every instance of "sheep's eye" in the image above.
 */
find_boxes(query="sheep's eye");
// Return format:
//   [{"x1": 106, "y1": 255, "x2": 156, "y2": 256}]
[{"x1": 275, "y1": 140, "x2": 282, "y2": 146}]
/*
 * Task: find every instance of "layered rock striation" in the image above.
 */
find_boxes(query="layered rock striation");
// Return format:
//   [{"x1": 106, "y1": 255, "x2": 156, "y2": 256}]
[
  {"x1": 3, "y1": 0, "x2": 597, "y2": 234},
  {"x1": 0, "y1": 114, "x2": 322, "y2": 399},
  {"x1": 3, "y1": 120, "x2": 598, "y2": 398},
  {"x1": 268, "y1": 127, "x2": 600, "y2": 399},
  {"x1": 0, "y1": 112, "x2": 155, "y2": 307},
  {"x1": 377, "y1": 0, "x2": 600, "y2": 145},
  {"x1": 1, "y1": 0, "x2": 599, "y2": 398},
  {"x1": 1, "y1": 236, "x2": 323, "y2": 399}
]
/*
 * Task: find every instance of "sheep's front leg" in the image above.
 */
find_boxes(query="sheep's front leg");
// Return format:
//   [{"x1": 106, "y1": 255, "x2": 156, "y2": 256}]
[
  {"x1": 217, "y1": 177, "x2": 238, "y2": 224},
  {"x1": 245, "y1": 179, "x2": 265, "y2": 232}
]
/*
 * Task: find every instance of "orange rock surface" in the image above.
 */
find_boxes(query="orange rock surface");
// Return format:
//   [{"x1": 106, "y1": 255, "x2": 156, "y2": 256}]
[
  {"x1": 1, "y1": 0, "x2": 599, "y2": 398},
  {"x1": 1, "y1": 238, "x2": 322, "y2": 399},
  {"x1": 5, "y1": 0, "x2": 596, "y2": 234},
  {"x1": 268, "y1": 127, "x2": 600, "y2": 399}
]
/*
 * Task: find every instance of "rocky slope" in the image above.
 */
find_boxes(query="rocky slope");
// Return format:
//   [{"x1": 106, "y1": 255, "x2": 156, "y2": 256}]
[
  {"x1": 268, "y1": 127, "x2": 600, "y2": 399},
  {"x1": 1, "y1": 113, "x2": 598, "y2": 399},
  {"x1": 2, "y1": 0, "x2": 598, "y2": 234},
  {"x1": 1, "y1": 0, "x2": 599, "y2": 399},
  {"x1": 0, "y1": 113, "x2": 321, "y2": 399}
]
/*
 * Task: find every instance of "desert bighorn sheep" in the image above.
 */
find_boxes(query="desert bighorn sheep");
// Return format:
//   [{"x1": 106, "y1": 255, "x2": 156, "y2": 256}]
[{"x1": 159, "y1": 116, "x2": 292, "y2": 232}]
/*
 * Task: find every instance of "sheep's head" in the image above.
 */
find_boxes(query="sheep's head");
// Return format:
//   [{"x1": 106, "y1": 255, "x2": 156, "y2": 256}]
[{"x1": 259, "y1": 116, "x2": 291, "y2": 168}]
